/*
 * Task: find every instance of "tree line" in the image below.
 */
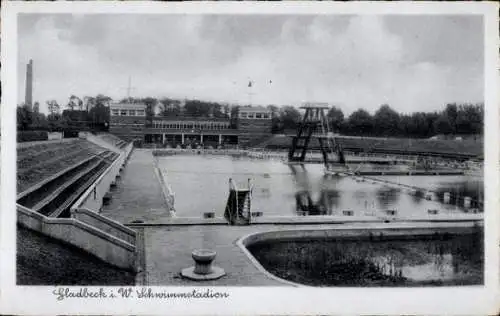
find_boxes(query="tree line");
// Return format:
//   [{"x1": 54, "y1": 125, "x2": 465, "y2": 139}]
[
  {"x1": 17, "y1": 94, "x2": 483, "y2": 138},
  {"x1": 269, "y1": 103, "x2": 483, "y2": 138},
  {"x1": 17, "y1": 94, "x2": 113, "y2": 132}
]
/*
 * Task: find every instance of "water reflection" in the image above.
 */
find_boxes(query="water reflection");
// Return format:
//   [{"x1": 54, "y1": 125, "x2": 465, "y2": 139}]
[
  {"x1": 375, "y1": 187, "x2": 401, "y2": 209},
  {"x1": 159, "y1": 156, "x2": 483, "y2": 217},
  {"x1": 292, "y1": 166, "x2": 343, "y2": 215},
  {"x1": 248, "y1": 229, "x2": 483, "y2": 286}
]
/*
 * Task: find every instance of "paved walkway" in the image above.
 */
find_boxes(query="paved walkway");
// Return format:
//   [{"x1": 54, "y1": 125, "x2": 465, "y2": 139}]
[
  {"x1": 101, "y1": 149, "x2": 170, "y2": 224},
  {"x1": 136, "y1": 221, "x2": 479, "y2": 286},
  {"x1": 142, "y1": 225, "x2": 282, "y2": 286}
]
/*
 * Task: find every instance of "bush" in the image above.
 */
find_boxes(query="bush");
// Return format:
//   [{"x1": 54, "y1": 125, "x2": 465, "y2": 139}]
[{"x1": 17, "y1": 130, "x2": 48, "y2": 142}]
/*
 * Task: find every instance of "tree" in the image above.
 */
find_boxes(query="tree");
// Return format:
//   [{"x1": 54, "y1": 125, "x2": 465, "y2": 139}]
[
  {"x1": 33, "y1": 101, "x2": 40, "y2": 114},
  {"x1": 456, "y1": 103, "x2": 483, "y2": 135},
  {"x1": 141, "y1": 97, "x2": 157, "y2": 128},
  {"x1": 230, "y1": 105, "x2": 239, "y2": 128},
  {"x1": 373, "y1": 104, "x2": 400, "y2": 136},
  {"x1": 347, "y1": 109, "x2": 373, "y2": 135},
  {"x1": 444, "y1": 103, "x2": 458, "y2": 134},
  {"x1": 433, "y1": 115, "x2": 453, "y2": 135},
  {"x1": 223, "y1": 103, "x2": 231, "y2": 118},
  {"x1": 17, "y1": 103, "x2": 32, "y2": 130},
  {"x1": 279, "y1": 106, "x2": 301, "y2": 131},
  {"x1": 184, "y1": 99, "x2": 211, "y2": 117},
  {"x1": 87, "y1": 94, "x2": 112, "y2": 131},
  {"x1": 95, "y1": 94, "x2": 112, "y2": 107},
  {"x1": 159, "y1": 98, "x2": 181, "y2": 116},
  {"x1": 266, "y1": 105, "x2": 281, "y2": 133},
  {"x1": 326, "y1": 106, "x2": 344, "y2": 133},
  {"x1": 83, "y1": 96, "x2": 95, "y2": 111},
  {"x1": 67, "y1": 95, "x2": 83, "y2": 111},
  {"x1": 46, "y1": 100, "x2": 60, "y2": 119}
]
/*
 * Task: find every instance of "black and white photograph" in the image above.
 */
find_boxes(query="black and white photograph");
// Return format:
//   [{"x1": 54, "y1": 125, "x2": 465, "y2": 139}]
[{"x1": 1, "y1": 2, "x2": 499, "y2": 315}]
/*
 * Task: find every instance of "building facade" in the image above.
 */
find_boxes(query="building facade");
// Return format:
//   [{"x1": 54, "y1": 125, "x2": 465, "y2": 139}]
[
  {"x1": 237, "y1": 106, "x2": 273, "y2": 145},
  {"x1": 109, "y1": 102, "x2": 147, "y2": 141},
  {"x1": 109, "y1": 103, "x2": 272, "y2": 147}
]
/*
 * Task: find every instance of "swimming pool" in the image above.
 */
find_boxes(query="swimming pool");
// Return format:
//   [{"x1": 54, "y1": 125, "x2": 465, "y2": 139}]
[{"x1": 158, "y1": 155, "x2": 483, "y2": 218}]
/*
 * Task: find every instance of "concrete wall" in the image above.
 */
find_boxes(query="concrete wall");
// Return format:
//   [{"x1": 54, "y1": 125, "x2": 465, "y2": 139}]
[
  {"x1": 72, "y1": 142, "x2": 133, "y2": 212},
  {"x1": 48, "y1": 132, "x2": 63, "y2": 140},
  {"x1": 153, "y1": 159, "x2": 176, "y2": 214},
  {"x1": 239, "y1": 224, "x2": 483, "y2": 247},
  {"x1": 17, "y1": 204, "x2": 136, "y2": 271},
  {"x1": 85, "y1": 133, "x2": 122, "y2": 153},
  {"x1": 72, "y1": 207, "x2": 136, "y2": 244}
]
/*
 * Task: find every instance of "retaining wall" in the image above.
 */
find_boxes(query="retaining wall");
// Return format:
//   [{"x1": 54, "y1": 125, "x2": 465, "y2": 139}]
[
  {"x1": 71, "y1": 207, "x2": 136, "y2": 245},
  {"x1": 17, "y1": 204, "x2": 136, "y2": 271},
  {"x1": 85, "y1": 133, "x2": 121, "y2": 153}
]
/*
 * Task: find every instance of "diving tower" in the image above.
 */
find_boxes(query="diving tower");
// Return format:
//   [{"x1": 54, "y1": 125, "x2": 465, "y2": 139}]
[{"x1": 288, "y1": 103, "x2": 348, "y2": 174}]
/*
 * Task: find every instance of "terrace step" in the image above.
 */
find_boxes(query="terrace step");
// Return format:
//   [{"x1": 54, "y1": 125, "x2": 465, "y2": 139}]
[
  {"x1": 17, "y1": 142, "x2": 85, "y2": 172},
  {"x1": 17, "y1": 152, "x2": 103, "y2": 201},
  {"x1": 30, "y1": 157, "x2": 107, "y2": 213},
  {"x1": 43, "y1": 159, "x2": 112, "y2": 218}
]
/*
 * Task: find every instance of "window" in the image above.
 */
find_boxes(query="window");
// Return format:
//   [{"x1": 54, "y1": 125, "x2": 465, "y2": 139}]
[
  {"x1": 247, "y1": 113, "x2": 254, "y2": 119},
  {"x1": 137, "y1": 110, "x2": 145, "y2": 116},
  {"x1": 240, "y1": 112, "x2": 247, "y2": 119},
  {"x1": 263, "y1": 113, "x2": 270, "y2": 119},
  {"x1": 121, "y1": 110, "x2": 128, "y2": 116},
  {"x1": 129, "y1": 110, "x2": 136, "y2": 116},
  {"x1": 255, "y1": 113, "x2": 262, "y2": 119},
  {"x1": 112, "y1": 109, "x2": 119, "y2": 116}
]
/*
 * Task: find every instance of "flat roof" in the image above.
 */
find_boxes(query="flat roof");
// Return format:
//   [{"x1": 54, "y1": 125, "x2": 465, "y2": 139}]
[
  {"x1": 153, "y1": 116, "x2": 230, "y2": 122},
  {"x1": 110, "y1": 103, "x2": 147, "y2": 109},
  {"x1": 239, "y1": 106, "x2": 270, "y2": 112}
]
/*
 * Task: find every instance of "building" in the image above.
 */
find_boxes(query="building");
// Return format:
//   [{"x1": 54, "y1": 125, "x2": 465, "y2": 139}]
[
  {"x1": 109, "y1": 102, "x2": 147, "y2": 142},
  {"x1": 144, "y1": 117, "x2": 238, "y2": 147},
  {"x1": 109, "y1": 103, "x2": 273, "y2": 147},
  {"x1": 237, "y1": 106, "x2": 273, "y2": 145}
]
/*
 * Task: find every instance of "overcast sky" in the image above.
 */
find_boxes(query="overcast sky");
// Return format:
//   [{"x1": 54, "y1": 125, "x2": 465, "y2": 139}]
[{"x1": 17, "y1": 14, "x2": 483, "y2": 115}]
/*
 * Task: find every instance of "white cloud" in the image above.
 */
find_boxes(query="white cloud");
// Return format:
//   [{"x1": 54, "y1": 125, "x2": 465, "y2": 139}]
[{"x1": 18, "y1": 14, "x2": 483, "y2": 115}]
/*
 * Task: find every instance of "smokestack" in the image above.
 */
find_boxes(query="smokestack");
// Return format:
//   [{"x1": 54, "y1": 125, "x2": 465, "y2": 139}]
[{"x1": 25, "y1": 59, "x2": 33, "y2": 110}]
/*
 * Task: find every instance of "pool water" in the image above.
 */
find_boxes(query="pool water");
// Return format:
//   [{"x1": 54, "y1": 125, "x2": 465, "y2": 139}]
[
  {"x1": 247, "y1": 230, "x2": 483, "y2": 286},
  {"x1": 159, "y1": 155, "x2": 483, "y2": 217}
]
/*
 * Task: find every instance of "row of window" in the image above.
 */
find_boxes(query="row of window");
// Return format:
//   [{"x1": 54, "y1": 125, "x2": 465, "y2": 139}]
[
  {"x1": 152, "y1": 121, "x2": 230, "y2": 130},
  {"x1": 111, "y1": 109, "x2": 146, "y2": 116},
  {"x1": 239, "y1": 112, "x2": 271, "y2": 119},
  {"x1": 110, "y1": 123, "x2": 144, "y2": 127}
]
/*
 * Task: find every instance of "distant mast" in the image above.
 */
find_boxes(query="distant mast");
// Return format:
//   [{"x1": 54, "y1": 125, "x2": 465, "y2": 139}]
[
  {"x1": 247, "y1": 80, "x2": 254, "y2": 106},
  {"x1": 122, "y1": 76, "x2": 136, "y2": 102},
  {"x1": 25, "y1": 59, "x2": 33, "y2": 110}
]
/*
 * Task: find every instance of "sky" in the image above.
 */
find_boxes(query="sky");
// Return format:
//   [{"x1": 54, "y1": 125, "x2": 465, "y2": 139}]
[{"x1": 17, "y1": 14, "x2": 484, "y2": 115}]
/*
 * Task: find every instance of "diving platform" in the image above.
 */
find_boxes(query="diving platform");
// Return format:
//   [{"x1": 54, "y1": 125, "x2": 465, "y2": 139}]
[
  {"x1": 224, "y1": 178, "x2": 253, "y2": 225},
  {"x1": 288, "y1": 102, "x2": 347, "y2": 174}
]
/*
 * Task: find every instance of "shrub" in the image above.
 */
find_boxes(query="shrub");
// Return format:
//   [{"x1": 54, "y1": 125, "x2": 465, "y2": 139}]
[{"x1": 17, "y1": 130, "x2": 48, "y2": 142}]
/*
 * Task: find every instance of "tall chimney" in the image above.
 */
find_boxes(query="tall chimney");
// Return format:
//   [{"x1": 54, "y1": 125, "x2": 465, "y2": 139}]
[{"x1": 25, "y1": 59, "x2": 33, "y2": 110}]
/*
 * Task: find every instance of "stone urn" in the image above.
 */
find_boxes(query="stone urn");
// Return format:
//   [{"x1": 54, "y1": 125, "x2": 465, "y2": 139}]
[
  {"x1": 192, "y1": 249, "x2": 216, "y2": 275},
  {"x1": 181, "y1": 249, "x2": 226, "y2": 281}
]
